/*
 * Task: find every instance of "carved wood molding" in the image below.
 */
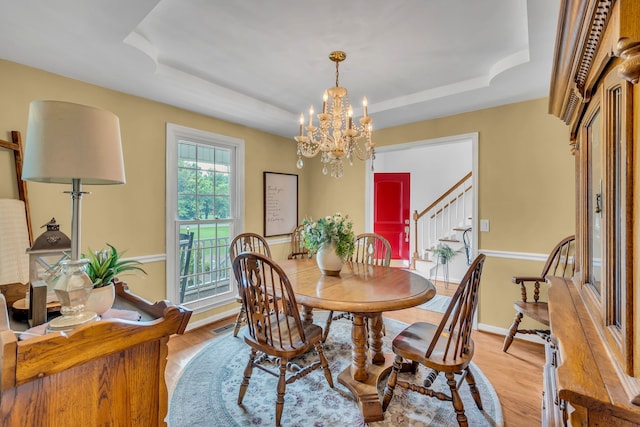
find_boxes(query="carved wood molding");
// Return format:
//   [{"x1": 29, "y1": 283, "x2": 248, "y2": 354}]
[
  {"x1": 565, "y1": 0, "x2": 612, "y2": 124},
  {"x1": 549, "y1": 0, "x2": 613, "y2": 125},
  {"x1": 574, "y1": 1, "x2": 612, "y2": 92},
  {"x1": 617, "y1": 37, "x2": 640, "y2": 84}
]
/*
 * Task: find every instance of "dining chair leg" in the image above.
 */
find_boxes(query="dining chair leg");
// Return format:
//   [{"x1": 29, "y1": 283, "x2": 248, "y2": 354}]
[
  {"x1": 314, "y1": 341, "x2": 334, "y2": 388},
  {"x1": 276, "y1": 359, "x2": 288, "y2": 427},
  {"x1": 445, "y1": 371, "x2": 468, "y2": 427},
  {"x1": 322, "y1": 310, "x2": 335, "y2": 342},
  {"x1": 502, "y1": 312, "x2": 523, "y2": 352},
  {"x1": 233, "y1": 306, "x2": 246, "y2": 337},
  {"x1": 382, "y1": 355, "x2": 402, "y2": 411},
  {"x1": 238, "y1": 348, "x2": 257, "y2": 404},
  {"x1": 464, "y1": 367, "x2": 483, "y2": 410}
]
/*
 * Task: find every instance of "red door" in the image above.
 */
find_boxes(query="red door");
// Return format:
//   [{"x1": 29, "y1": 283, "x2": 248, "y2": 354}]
[{"x1": 374, "y1": 173, "x2": 410, "y2": 261}]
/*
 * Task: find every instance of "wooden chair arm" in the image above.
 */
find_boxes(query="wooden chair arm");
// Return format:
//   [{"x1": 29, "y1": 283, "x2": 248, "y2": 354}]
[{"x1": 512, "y1": 276, "x2": 546, "y2": 303}]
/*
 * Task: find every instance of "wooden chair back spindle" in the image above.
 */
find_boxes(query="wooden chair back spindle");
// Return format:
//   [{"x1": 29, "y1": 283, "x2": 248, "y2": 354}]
[
  {"x1": 426, "y1": 254, "x2": 485, "y2": 362},
  {"x1": 229, "y1": 232, "x2": 271, "y2": 262},
  {"x1": 233, "y1": 252, "x2": 305, "y2": 352},
  {"x1": 288, "y1": 224, "x2": 309, "y2": 260},
  {"x1": 544, "y1": 235, "x2": 575, "y2": 279},
  {"x1": 229, "y1": 232, "x2": 272, "y2": 337},
  {"x1": 351, "y1": 233, "x2": 392, "y2": 267}
]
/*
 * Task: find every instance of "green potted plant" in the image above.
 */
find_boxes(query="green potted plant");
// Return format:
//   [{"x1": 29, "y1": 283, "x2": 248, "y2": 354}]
[
  {"x1": 83, "y1": 243, "x2": 147, "y2": 288},
  {"x1": 431, "y1": 243, "x2": 456, "y2": 264},
  {"x1": 301, "y1": 213, "x2": 355, "y2": 275},
  {"x1": 83, "y1": 243, "x2": 147, "y2": 315}
]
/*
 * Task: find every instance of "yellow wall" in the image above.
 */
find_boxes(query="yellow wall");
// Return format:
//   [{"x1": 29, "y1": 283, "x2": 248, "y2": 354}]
[
  {"x1": 0, "y1": 58, "x2": 575, "y2": 331},
  {"x1": 0, "y1": 59, "x2": 302, "y2": 320},
  {"x1": 305, "y1": 98, "x2": 575, "y2": 329}
]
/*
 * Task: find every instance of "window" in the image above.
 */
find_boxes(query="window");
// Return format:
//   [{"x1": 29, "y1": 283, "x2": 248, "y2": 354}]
[{"x1": 166, "y1": 123, "x2": 244, "y2": 311}]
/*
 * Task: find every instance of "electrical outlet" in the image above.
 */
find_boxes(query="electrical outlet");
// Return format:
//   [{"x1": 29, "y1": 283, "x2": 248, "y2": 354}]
[{"x1": 480, "y1": 219, "x2": 490, "y2": 232}]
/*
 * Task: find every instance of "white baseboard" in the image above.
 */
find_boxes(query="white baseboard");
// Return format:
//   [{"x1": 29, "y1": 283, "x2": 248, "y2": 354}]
[
  {"x1": 477, "y1": 323, "x2": 546, "y2": 346},
  {"x1": 184, "y1": 306, "x2": 239, "y2": 331}
]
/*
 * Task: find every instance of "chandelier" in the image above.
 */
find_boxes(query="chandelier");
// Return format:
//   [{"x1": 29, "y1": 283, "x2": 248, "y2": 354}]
[{"x1": 294, "y1": 51, "x2": 375, "y2": 178}]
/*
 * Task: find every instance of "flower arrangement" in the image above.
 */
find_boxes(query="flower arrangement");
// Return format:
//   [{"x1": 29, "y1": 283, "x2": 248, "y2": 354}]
[{"x1": 301, "y1": 213, "x2": 355, "y2": 259}]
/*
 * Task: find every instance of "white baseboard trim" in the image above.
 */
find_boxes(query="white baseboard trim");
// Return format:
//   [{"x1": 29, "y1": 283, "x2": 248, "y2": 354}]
[
  {"x1": 477, "y1": 323, "x2": 546, "y2": 346},
  {"x1": 184, "y1": 306, "x2": 239, "y2": 331}
]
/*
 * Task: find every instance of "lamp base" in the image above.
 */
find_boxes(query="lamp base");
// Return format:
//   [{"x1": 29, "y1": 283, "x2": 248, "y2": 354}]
[{"x1": 46, "y1": 310, "x2": 98, "y2": 333}]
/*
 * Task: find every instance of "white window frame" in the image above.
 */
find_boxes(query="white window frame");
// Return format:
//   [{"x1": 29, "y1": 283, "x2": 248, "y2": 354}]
[{"x1": 166, "y1": 123, "x2": 245, "y2": 312}]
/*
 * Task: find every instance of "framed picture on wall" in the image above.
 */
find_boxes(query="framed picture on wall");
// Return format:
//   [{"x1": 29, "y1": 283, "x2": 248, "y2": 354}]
[{"x1": 263, "y1": 171, "x2": 298, "y2": 237}]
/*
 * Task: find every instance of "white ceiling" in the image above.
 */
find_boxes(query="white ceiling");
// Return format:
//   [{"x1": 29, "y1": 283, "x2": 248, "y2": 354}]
[{"x1": 0, "y1": 0, "x2": 560, "y2": 138}]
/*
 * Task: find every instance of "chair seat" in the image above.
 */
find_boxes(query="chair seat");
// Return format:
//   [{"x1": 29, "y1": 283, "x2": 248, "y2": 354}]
[
  {"x1": 513, "y1": 301, "x2": 549, "y2": 326},
  {"x1": 243, "y1": 313, "x2": 323, "y2": 359},
  {"x1": 391, "y1": 321, "x2": 474, "y2": 372}
]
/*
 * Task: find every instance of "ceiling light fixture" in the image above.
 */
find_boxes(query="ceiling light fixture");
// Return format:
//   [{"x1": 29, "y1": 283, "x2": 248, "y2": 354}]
[{"x1": 294, "y1": 51, "x2": 375, "y2": 178}]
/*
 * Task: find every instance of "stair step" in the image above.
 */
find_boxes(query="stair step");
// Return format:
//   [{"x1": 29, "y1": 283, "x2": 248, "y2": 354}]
[
  {"x1": 452, "y1": 227, "x2": 471, "y2": 232},
  {"x1": 438, "y1": 238, "x2": 460, "y2": 243}
]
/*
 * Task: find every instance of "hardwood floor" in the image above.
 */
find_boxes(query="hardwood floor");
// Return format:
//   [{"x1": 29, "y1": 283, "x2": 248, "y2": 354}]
[{"x1": 166, "y1": 280, "x2": 545, "y2": 426}]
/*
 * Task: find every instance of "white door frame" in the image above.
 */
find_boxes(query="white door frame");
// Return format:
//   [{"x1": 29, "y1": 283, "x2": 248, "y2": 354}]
[{"x1": 364, "y1": 132, "x2": 479, "y2": 268}]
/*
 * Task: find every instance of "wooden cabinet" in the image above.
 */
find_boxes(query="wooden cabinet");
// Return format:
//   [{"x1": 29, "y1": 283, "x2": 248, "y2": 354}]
[
  {"x1": 548, "y1": 0, "x2": 640, "y2": 425},
  {"x1": 0, "y1": 282, "x2": 191, "y2": 427}
]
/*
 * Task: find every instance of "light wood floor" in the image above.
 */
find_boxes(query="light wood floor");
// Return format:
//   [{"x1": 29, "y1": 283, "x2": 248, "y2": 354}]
[{"x1": 166, "y1": 281, "x2": 545, "y2": 426}]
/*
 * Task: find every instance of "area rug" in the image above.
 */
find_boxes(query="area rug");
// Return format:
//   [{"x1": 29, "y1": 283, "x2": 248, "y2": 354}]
[
  {"x1": 168, "y1": 315, "x2": 503, "y2": 426},
  {"x1": 417, "y1": 294, "x2": 452, "y2": 313}
]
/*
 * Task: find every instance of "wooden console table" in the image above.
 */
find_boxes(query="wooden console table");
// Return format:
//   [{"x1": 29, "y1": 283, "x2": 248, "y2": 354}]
[
  {"x1": 0, "y1": 281, "x2": 192, "y2": 426},
  {"x1": 546, "y1": 277, "x2": 640, "y2": 425}
]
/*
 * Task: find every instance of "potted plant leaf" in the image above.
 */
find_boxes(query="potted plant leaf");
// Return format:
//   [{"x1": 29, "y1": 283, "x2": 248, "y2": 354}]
[
  {"x1": 431, "y1": 243, "x2": 456, "y2": 265},
  {"x1": 83, "y1": 243, "x2": 147, "y2": 314}
]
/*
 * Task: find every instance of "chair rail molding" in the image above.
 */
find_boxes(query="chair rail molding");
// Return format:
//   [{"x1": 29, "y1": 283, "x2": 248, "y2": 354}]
[{"x1": 478, "y1": 249, "x2": 548, "y2": 263}]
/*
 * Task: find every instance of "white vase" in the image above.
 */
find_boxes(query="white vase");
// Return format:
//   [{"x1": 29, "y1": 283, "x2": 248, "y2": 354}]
[
  {"x1": 85, "y1": 283, "x2": 116, "y2": 316},
  {"x1": 316, "y1": 243, "x2": 343, "y2": 276}
]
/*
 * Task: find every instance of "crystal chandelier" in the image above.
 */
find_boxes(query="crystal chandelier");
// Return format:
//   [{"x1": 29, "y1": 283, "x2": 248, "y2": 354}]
[{"x1": 294, "y1": 51, "x2": 375, "y2": 178}]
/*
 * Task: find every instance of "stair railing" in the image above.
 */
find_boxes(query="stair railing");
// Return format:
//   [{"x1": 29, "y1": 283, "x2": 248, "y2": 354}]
[{"x1": 412, "y1": 172, "x2": 472, "y2": 269}]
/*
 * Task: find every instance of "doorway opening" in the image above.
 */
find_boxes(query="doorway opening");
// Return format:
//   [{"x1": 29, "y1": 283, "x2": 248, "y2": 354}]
[{"x1": 365, "y1": 132, "x2": 478, "y2": 274}]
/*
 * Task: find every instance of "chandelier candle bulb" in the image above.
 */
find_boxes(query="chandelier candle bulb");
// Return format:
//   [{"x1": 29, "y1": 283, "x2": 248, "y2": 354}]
[
  {"x1": 308, "y1": 106, "x2": 314, "y2": 126},
  {"x1": 363, "y1": 97, "x2": 368, "y2": 117},
  {"x1": 322, "y1": 91, "x2": 328, "y2": 113},
  {"x1": 299, "y1": 113, "x2": 304, "y2": 136}
]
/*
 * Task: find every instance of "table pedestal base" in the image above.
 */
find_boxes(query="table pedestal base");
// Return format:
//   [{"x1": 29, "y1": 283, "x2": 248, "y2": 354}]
[{"x1": 338, "y1": 353, "x2": 395, "y2": 423}]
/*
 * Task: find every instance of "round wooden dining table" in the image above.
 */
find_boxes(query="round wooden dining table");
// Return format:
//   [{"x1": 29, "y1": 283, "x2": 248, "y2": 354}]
[{"x1": 278, "y1": 258, "x2": 436, "y2": 422}]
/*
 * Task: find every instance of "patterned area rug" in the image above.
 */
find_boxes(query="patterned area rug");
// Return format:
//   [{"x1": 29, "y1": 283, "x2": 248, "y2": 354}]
[
  {"x1": 168, "y1": 316, "x2": 503, "y2": 426},
  {"x1": 417, "y1": 294, "x2": 452, "y2": 313}
]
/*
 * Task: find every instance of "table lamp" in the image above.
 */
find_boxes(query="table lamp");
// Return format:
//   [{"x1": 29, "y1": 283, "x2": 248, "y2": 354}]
[{"x1": 22, "y1": 100, "x2": 125, "y2": 331}]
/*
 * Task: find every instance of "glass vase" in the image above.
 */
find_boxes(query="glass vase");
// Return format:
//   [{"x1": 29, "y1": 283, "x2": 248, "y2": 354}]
[{"x1": 47, "y1": 259, "x2": 98, "y2": 332}]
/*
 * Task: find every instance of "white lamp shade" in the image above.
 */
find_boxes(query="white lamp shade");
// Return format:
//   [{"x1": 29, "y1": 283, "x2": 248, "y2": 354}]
[{"x1": 22, "y1": 100, "x2": 126, "y2": 184}]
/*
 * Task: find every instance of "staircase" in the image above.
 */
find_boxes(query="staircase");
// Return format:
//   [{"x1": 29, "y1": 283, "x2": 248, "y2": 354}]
[{"x1": 412, "y1": 172, "x2": 473, "y2": 284}]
